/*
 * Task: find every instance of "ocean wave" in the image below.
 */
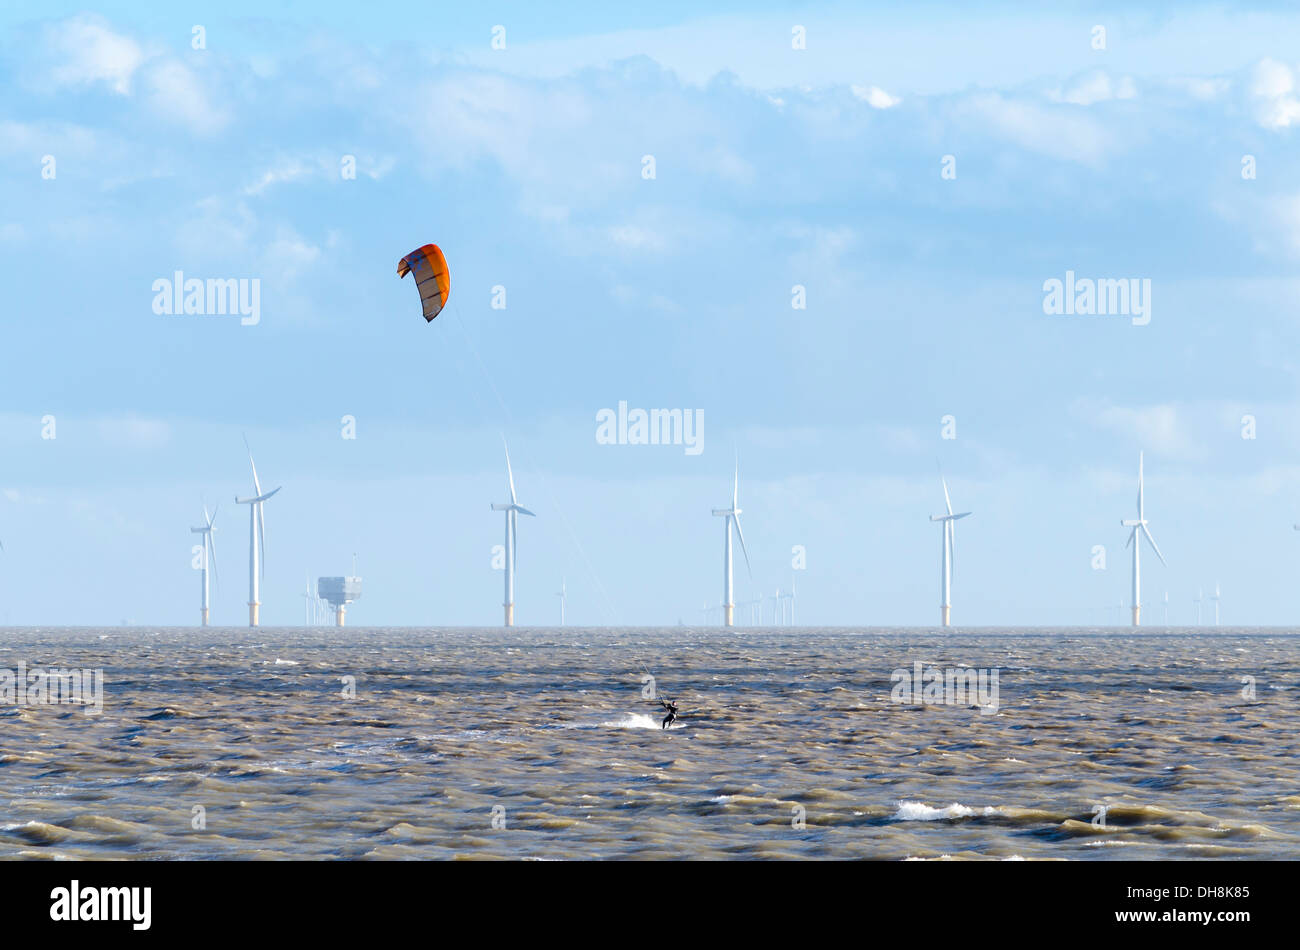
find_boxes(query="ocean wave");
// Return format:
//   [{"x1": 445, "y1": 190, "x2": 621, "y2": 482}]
[
  {"x1": 894, "y1": 801, "x2": 1001, "y2": 821},
  {"x1": 601, "y1": 712, "x2": 683, "y2": 730}
]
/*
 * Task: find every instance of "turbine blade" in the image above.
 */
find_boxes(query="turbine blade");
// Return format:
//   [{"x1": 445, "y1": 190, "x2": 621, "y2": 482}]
[
  {"x1": 732, "y1": 458, "x2": 739, "y2": 510},
  {"x1": 947, "y1": 519, "x2": 956, "y2": 568},
  {"x1": 244, "y1": 435, "x2": 263, "y2": 496},
  {"x1": 209, "y1": 532, "x2": 220, "y2": 591},
  {"x1": 504, "y1": 437, "x2": 518, "y2": 505},
  {"x1": 1137, "y1": 451, "x2": 1144, "y2": 519},
  {"x1": 257, "y1": 503, "x2": 267, "y2": 578},
  {"x1": 515, "y1": 506, "x2": 536, "y2": 517},
  {"x1": 1141, "y1": 523, "x2": 1166, "y2": 566},
  {"x1": 733, "y1": 514, "x2": 752, "y2": 579},
  {"x1": 510, "y1": 508, "x2": 518, "y2": 573},
  {"x1": 942, "y1": 476, "x2": 953, "y2": 517}
]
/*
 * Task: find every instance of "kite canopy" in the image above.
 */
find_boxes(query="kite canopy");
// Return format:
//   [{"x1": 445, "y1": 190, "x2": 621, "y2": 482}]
[{"x1": 397, "y1": 243, "x2": 451, "y2": 322}]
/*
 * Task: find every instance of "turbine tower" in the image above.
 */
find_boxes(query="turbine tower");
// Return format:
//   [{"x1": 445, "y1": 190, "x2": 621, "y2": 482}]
[
  {"x1": 302, "y1": 573, "x2": 314, "y2": 625},
  {"x1": 1120, "y1": 451, "x2": 1165, "y2": 627},
  {"x1": 930, "y1": 475, "x2": 972, "y2": 627},
  {"x1": 189, "y1": 503, "x2": 219, "y2": 626},
  {"x1": 235, "y1": 438, "x2": 280, "y2": 628},
  {"x1": 557, "y1": 577, "x2": 566, "y2": 626},
  {"x1": 711, "y1": 462, "x2": 751, "y2": 627},
  {"x1": 490, "y1": 439, "x2": 534, "y2": 626},
  {"x1": 1211, "y1": 581, "x2": 1221, "y2": 626}
]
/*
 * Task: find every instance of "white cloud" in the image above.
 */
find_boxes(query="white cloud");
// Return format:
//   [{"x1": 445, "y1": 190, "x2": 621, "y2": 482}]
[
  {"x1": 1077, "y1": 400, "x2": 1203, "y2": 459},
  {"x1": 1050, "y1": 71, "x2": 1136, "y2": 106},
  {"x1": 244, "y1": 154, "x2": 393, "y2": 195},
  {"x1": 264, "y1": 229, "x2": 322, "y2": 280},
  {"x1": 1175, "y1": 76, "x2": 1230, "y2": 101},
  {"x1": 962, "y1": 93, "x2": 1116, "y2": 165},
  {"x1": 43, "y1": 15, "x2": 143, "y2": 95},
  {"x1": 607, "y1": 224, "x2": 666, "y2": 252},
  {"x1": 144, "y1": 60, "x2": 229, "y2": 135},
  {"x1": 245, "y1": 157, "x2": 316, "y2": 196},
  {"x1": 1250, "y1": 58, "x2": 1300, "y2": 129},
  {"x1": 177, "y1": 197, "x2": 257, "y2": 257},
  {"x1": 851, "y1": 84, "x2": 900, "y2": 109}
]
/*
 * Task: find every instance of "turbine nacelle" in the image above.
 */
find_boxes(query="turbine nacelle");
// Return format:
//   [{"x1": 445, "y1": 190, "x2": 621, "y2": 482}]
[
  {"x1": 236, "y1": 487, "x2": 281, "y2": 506},
  {"x1": 491, "y1": 502, "x2": 535, "y2": 516}
]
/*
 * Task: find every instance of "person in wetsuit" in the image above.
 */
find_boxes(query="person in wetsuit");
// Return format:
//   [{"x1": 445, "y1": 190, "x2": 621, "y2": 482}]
[{"x1": 659, "y1": 698, "x2": 679, "y2": 729}]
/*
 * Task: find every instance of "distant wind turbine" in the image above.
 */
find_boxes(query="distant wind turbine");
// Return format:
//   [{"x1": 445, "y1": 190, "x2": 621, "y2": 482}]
[
  {"x1": 1211, "y1": 581, "x2": 1221, "y2": 626},
  {"x1": 1163, "y1": 590, "x2": 1170, "y2": 625},
  {"x1": 557, "y1": 577, "x2": 566, "y2": 626},
  {"x1": 491, "y1": 439, "x2": 534, "y2": 626},
  {"x1": 930, "y1": 474, "x2": 972, "y2": 627},
  {"x1": 711, "y1": 461, "x2": 751, "y2": 627},
  {"x1": 1120, "y1": 452, "x2": 1165, "y2": 627},
  {"x1": 190, "y1": 503, "x2": 219, "y2": 626},
  {"x1": 302, "y1": 573, "x2": 317, "y2": 626},
  {"x1": 235, "y1": 438, "x2": 281, "y2": 628}
]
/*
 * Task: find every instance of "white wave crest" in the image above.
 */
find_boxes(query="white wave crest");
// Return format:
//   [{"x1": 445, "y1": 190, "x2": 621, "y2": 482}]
[
  {"x1": 602, "y1": 712, "x2": 682, "y2": 730},
  {"x1": 894, "y1": 801, "x2": 1000, "y2": 821}
]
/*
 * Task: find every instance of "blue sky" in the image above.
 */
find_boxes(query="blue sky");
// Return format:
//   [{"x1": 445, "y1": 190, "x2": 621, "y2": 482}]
[{"x1": 4, "y1": 2, "x2": 1300, "y2": 625}]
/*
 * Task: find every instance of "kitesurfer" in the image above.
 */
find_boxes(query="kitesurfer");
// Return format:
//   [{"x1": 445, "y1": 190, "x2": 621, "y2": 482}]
[{"x1": 659, "y1": 698, "x2": 679, "y2": 729}]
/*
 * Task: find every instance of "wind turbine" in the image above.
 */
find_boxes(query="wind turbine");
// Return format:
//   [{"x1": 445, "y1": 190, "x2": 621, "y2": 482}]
[
  {"x1": 557, "y1": 577, "x2": 566, "y2": 626},
  {"x1": 1120, "y1": 452, "x2": 1165, "y2": 627},
  {"x1": 302, "y1": 573, "x2": 314, "y2": 626},
  {"x1": 190, "y1": 503, "x2": 219, "y2": 626},
  {"x1": 491, "y1": 439, "x2": 534, "y2": 626},
  {"x1": 711, "y1": 461, "x2": 751, "y2": 627},
  {"x1": 930, "y1": 474, "x2": 972, "y2": 627},
  {"x1": 235, "y1": 438, "x2": 281, "y2": 628},
  {"x1": 1163, "y1": 590, "x2": 1170, "y2": 625},
  {"x1": 1211, "y1": 581, "x2": 1221, "y2": 626},
  {"x1": 789, "y1": 575, "x2": 797, "y2": 626}
]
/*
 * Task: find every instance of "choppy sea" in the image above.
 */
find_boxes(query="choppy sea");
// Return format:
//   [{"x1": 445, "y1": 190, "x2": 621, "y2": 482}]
[{"x1": 1, "y1": 627, "x2": 1296, "y2": 859}]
